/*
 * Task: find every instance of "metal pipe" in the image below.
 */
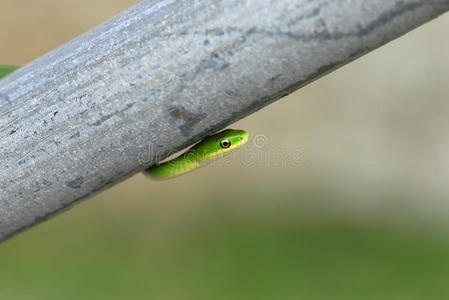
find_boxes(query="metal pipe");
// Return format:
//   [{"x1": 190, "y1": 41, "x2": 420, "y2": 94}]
[{"x1": 1, "y1": 0, "x2": 448, "y2": 242}]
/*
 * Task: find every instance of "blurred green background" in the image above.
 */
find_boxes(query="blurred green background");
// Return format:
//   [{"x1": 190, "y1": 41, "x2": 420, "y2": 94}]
[{"x1": 1, "y1": 1, "x2": 449, "y2": 299}]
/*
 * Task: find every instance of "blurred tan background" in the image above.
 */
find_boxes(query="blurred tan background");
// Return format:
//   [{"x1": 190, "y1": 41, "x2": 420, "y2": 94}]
[{"x1": 1, "y1": 1, "x2": 449, "y2": 299}]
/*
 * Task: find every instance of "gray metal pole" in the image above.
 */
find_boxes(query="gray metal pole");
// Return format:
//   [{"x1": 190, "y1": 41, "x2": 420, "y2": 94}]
[{"x1": 0, "y1": 0, "x2": 448, "y2": 242}]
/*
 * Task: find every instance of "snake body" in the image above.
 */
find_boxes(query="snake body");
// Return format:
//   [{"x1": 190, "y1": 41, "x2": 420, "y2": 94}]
[
  {"x1": 144, "y1": 129, "x2": 248, "y2": 180},
  {"x1": 0, "y1": 65, "x2": 19, "y2": 79}
]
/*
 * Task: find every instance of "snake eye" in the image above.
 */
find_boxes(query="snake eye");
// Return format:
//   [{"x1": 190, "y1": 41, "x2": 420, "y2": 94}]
[{"x1": 220, "y1": 139, "x2": 231, "y2": 149}]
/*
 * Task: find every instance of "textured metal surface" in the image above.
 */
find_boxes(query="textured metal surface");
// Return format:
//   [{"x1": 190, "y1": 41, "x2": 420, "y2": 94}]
[{"x1": 0, "y1": 0, "x2": 448, "y2": 242}]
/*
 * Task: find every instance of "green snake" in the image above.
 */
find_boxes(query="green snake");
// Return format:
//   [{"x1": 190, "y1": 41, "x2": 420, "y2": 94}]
[
  {"x1": 0, "y1": 65, "x2": 249, "y2": 180},
  {"x1": 0, "y1": 65, "x2": 19, "y2": 79},
  {"x1": 145, "y1": 129, "x2": 248, "y2": 180}
]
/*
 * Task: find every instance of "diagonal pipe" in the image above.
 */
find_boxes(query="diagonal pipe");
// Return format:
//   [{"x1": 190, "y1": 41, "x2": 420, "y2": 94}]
[{"x1": 1, "y1": 0, "x2": 448, "y2": 242}]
